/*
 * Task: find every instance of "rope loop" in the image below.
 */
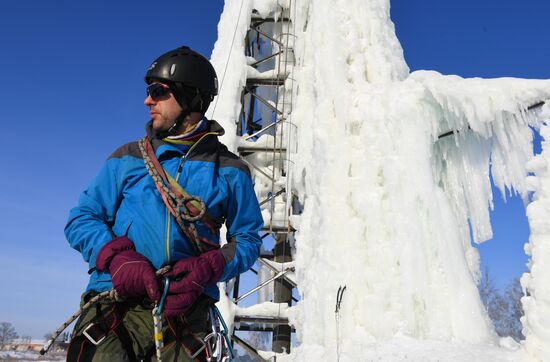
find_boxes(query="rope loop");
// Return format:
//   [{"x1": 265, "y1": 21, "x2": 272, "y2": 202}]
[{"x1": 177, "y1": 196, "x2": 207, "y2": 222}]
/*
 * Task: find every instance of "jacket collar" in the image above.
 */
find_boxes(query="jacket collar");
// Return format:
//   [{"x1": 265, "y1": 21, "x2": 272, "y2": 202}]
[
  {"x1": 145, "y1": 118, "x2": 225, "y2": 139},
  {"x1": 145, "y1": 119, "x2": 225, "y2": 159}
]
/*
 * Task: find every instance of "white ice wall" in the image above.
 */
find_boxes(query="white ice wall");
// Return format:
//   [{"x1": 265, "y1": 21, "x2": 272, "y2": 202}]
[
  {"x1": 210, "y1": 0, "x2": 550, "y2": 360},
  {"x1": 522, "y1": 108, "x2": 550, "y2": 360},
  {"x1": 289, "y1": 1, "x2": 495, "y2": 355},
  {"x1": 288, "y1": 0, "x2": 550, "y2": 360},
  {"x1": 209, "y1": 0, "x2": 255, "y2": 152}
]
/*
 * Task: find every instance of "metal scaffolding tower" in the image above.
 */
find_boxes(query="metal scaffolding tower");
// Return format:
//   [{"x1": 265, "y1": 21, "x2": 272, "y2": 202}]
[{"x1": 226, "y1": 3, "x2": 299, "y2": 360}]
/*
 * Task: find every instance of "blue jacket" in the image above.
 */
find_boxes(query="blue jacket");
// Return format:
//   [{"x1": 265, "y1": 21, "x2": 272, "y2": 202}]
[{"x1": 65, "y1": 120, "x2": 263, "y2": 300}]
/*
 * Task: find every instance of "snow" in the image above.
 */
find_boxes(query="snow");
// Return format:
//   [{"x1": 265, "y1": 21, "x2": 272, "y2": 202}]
[
  {"x1": 253, "y1": 0, "x2": 288, "y2": 20},
  {"x1": 247, "y1": 66, "x2": 289, "y2": 80},
  {"x1": 522, "y1": 107, "x2": 550, "y2": 361},
  {"x1": 211, "y1": 0, "x2": 550, "y2": 360},
  {"x1": 236, "y1": 301, "x2": 292, "y2": 318},
  {"x1": 272, "y1": 334, "x2": 526, "y2": 362},
  {"x1": 0, "y1": 350, "x2": 65, "y2": 361},
  {"x1": 209, "y1": 0, "x2": 255, "y2": 151}
]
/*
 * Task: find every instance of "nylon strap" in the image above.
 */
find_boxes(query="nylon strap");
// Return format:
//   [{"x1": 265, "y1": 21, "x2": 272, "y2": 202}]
[{"x1": 66, "y1": 304, "x2": 137, "y2": 362}]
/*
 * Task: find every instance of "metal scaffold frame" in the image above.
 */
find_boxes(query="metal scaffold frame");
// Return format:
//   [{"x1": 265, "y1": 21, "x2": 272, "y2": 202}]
[{"x1": 227, "y1": 3, "x2": 299, "y2": 360}]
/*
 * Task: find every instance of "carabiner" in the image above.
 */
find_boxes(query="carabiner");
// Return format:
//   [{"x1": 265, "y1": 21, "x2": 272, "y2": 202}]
[{"x1": 157, "y1": 277, "x2": 170, "y2": 316}]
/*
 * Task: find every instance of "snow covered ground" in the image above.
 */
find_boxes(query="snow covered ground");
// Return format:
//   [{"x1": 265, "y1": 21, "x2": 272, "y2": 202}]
[
  {"x1": 0, "y1": 341, "x2": 523, "y2": 362},
  {"x1": 210, "y1": 0, "x2": 550, "y2": 361},
  {"x1": 0, "y1": 350, "x2": 64, "y2": 361},
  {"x1": 270, "y1": 335, "x2": 525, "y2": 362}
]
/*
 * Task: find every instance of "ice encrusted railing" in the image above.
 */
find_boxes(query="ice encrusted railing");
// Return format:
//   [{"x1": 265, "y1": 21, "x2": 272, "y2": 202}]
[
  {"x1": 425, "y1": 71, "x2": 548, "y2": 244},
  {"x1": 425, "y1": 71, "x2": 550, "y2": 360}
]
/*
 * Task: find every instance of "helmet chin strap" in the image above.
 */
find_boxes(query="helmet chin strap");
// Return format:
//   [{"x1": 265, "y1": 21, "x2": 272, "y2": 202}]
[
  {"x1": 167, "y1": 108, "x2": 191, "y2": 136},
  {"x1": 167, "y1": 91, "x2": 203, "y2": 136}
]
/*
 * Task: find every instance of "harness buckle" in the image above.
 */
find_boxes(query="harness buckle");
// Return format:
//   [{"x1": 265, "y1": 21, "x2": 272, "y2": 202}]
[{"x1": 82, "y1": 323, "x2": 106, "y2": 346}]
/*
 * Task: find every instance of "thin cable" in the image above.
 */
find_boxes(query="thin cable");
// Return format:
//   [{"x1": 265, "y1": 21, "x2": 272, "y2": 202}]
[{"x1": 210, "y1": 0, "x2": 246, "y2": 119}]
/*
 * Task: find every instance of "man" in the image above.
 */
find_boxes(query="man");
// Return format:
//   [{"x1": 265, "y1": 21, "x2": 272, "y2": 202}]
[{"x1": 65, "y1": 46, "x2": 263, "y2": 361}]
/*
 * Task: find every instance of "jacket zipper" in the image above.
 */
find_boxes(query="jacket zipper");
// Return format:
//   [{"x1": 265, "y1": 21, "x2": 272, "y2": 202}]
[{"x1": 163, "y1": 132, "x2": 219, "y2": 263}]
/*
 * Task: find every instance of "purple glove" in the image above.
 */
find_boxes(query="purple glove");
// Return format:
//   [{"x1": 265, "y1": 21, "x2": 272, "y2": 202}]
[
  {"x1": 163, "y1": 250, "x2": 225, "y2": 317},
  {"x1": 96, "y1": 236, "x2": 161, "y2": 303}
]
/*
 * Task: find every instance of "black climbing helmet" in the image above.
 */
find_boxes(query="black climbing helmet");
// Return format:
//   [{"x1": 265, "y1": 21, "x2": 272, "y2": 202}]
[{"x1": 145, "y1": 46, "x2": 218, "y2": 113}]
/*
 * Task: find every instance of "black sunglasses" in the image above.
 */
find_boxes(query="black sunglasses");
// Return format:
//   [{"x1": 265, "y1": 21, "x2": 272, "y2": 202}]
[{"x1": 146, "y1": 83, "x2": 172, "y2": 100}]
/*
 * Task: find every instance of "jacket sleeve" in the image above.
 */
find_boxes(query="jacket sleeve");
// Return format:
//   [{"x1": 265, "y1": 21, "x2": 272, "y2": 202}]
[
  {"x1": 218, "y1": 170, "x2": 263, "y2": 281},
  {"x1": 65, "y1": 158, "x2": 123, "y2": 271}
]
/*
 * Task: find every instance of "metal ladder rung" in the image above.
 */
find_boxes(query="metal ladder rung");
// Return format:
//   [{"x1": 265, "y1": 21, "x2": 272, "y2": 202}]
[
  {"x1": 262, "y1": 225, "x2": 293, "y2": 233},
  {"x1": 251, "y1": 16, "x2": 292, "y2": 23},
  {"x1": 246, "y1": 77, "x2": 286, "y2": 87},
  {"x1": 234, "y1": 316, "x2": 290, "y2": 326},
  {"x1": 238, "y1": 147, "x2": 287, "y2": 156},
  {"x1": 233, "y1": 324, "x2": 296, "y2": 332}
]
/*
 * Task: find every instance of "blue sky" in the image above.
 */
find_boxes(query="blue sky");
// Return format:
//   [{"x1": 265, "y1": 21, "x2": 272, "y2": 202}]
[{"x1": 0, "y1": 0, "x2": 548, "y2": 339}]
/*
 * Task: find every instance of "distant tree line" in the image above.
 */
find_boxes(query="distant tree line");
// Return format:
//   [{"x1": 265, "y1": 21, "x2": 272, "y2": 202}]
[
  {"x1": 479, "y1": 269, "x2": 524, "y2": 341},
  {"x1": 0, "y1": 322, "x2": 18, "y2": 349}
]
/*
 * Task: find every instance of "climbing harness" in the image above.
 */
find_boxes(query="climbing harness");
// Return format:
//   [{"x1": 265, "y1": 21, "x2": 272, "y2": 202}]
[
  {"x1": 191, "y1": 306, "x2": 234, "y2": 361},
  {"x1": 335, "y1": 285, "x2": 347, "y2": 362},
  {"x1": 40, "y1": 289, "x2": 117, "y2": 355},
  {"x1": 42, "y1": 267, "x2": 214, "y2": 361},
  {"x1": 139, "y1": 136, "x2": 222, "y2": 255},
  {"x1": 40, "y1": 266, "x2": 171, "y2": 356}
]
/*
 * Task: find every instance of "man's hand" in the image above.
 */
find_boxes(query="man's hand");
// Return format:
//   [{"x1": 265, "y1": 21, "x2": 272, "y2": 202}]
[
  {"x1": 96, "y1": 236, "x2": 161, "y2": 303},
  {"x1": 163, "y1": 250, "x2": 225, "y2": 317}
]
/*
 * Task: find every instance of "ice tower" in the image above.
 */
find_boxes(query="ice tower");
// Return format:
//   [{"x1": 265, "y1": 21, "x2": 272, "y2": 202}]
[{"x1": 208, "y1": 0, "x2": 550, "y2": 360}]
